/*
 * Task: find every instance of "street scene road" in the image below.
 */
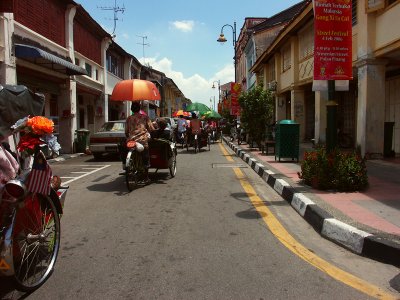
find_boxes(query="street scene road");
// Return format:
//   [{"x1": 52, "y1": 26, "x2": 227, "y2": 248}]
[{"x1": 1, "y1": 141, "x2": 398, "y2": 299}]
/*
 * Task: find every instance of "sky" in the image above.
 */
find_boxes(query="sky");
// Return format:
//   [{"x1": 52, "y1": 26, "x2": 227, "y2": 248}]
[{"x1": 76, "y1": 0, "x2": 301, "y2": 108}]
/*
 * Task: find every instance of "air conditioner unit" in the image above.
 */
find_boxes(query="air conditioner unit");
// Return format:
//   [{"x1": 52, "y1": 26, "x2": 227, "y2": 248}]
[{"x1": 267, "y1": 81, "x2": 277, "y2": 91}]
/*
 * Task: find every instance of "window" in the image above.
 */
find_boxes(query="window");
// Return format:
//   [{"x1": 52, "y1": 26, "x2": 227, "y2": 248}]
[
  {"x1": 85, "y1": 63, "x2": 92, "y2": 77},
  {"x1": 106, "y1": 53, "x2": 124, "y2": 78},
  {"x1": 75, "y1": 57, "x2": 80, "y2": 66},
  {"x1": 49, "y1": 94, "x2": 58, "y2": 116},
  {"x1": 299, "y1": 25, "x2": 314, "y2": 60},
  {"x1": 352, "y1": 0, "x2": 357, "y2": 25},
  {"x1": 95, "y1": 69, "x2": 99, "y2": 81},
  {"x1": 268, "y1": 59, "x2": 275, "y2": 82},
  {"x1": 131, "y1": 67, "x2": 137, "y2": 79},
  {"x1": 282, "y1": 46, "x2": 291, "y2": 72},
  {"x1": 87, "y1": 105, "x2": 94, "y2": 125}
]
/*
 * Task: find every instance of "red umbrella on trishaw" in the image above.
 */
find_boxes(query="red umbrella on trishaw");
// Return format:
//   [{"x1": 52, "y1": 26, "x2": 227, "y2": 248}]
[{"x1": 110, "y1": 79, "x2": 161, "y2": 101}]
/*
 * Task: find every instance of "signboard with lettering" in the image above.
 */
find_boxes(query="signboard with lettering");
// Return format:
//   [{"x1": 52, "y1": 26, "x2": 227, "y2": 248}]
[
  {"x1": 313, "y1": 0, "x2": 353, "y2": 80},
  {"x1": 230, "y1": 83, "x2": 241, "y2": 116}
]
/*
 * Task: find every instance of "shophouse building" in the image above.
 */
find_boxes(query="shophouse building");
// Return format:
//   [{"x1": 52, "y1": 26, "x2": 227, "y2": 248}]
[
  {"x1": 250, "y1": 0, "x2": 400, "y2": 157},
  {"x1": 0, "y1": 0, "x2": 186, "y2": 154},
  {"x1": 236, "y1": 18, "x2": 267, "y2": 91},
  {"x1": 236, "y1": 1, "x2": 308, "y2": 93}
]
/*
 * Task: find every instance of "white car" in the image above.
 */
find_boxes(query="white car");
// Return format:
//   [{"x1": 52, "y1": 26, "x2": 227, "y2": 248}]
[
  {"x1": 89, "y1": 120, "x2": 125, "y2": 160},
  {"x1": 164, "y1": 117, "x2": 177, "y2": 129}
]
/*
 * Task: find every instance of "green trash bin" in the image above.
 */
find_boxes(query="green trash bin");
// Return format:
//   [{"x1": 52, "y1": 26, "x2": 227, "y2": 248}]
[
  {"x1": 275, "y1": 120, "x2": 300, "y2": 162},
  {"x1": 75, "y1": 129, "x2": 90, "y2": 153}
]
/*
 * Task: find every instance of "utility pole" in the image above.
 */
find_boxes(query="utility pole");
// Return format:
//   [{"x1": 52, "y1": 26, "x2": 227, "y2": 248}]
[
  {"x1": 137, "y1": 35, "x2": 150, "y2": 65},
  {"x1": 98, "y1": 0, "x2": 125, "y2": 36}
]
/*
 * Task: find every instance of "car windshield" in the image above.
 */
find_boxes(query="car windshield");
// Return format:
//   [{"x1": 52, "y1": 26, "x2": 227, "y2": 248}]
[{"x1": 99, "y1": 122, "x2": 124, "y2": 132}]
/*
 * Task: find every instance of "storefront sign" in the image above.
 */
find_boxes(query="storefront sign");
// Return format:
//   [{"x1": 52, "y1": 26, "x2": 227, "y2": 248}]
[
  {"x1": 313, "y1": 0, "x2": 353, "y2": 80},
  {"x1": 230, "y1": 83, "x2": 241, "y2": 116}
]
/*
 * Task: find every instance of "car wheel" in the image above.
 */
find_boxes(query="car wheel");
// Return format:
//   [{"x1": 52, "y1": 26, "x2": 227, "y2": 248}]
[{"x1": 93, "y1": 152, "x2": 103, "y2": 160}]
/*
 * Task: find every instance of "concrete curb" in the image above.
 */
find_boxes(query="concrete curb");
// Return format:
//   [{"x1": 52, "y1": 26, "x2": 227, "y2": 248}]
[{"x1": 224, "y1": 138, "x2": 400, "y2": 267}]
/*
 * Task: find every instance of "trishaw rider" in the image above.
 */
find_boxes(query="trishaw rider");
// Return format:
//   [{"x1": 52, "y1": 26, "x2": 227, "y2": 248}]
[
  {"x1": 176, "y1": 115, "x2": 187, "y2": 142},
  {"x1": 189, "y1": 112, "x2": 202, "y2": 143},
  {"x1": 125, "y1": 102, "x2": 155, "y2": 183}
]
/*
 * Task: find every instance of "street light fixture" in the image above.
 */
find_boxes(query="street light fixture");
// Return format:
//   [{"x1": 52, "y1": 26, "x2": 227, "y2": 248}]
[
  {"x1": 211, "y1": 80, "x2": 220, "y2": 112},
  {"x1": 217, "y1": 22, "x2": 237, "y2": 83}
]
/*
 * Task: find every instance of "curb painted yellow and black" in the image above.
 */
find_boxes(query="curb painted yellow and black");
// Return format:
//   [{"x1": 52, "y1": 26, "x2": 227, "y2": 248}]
[{"x1": 223, "y1": 137, "x2": 400, "y2": 267}]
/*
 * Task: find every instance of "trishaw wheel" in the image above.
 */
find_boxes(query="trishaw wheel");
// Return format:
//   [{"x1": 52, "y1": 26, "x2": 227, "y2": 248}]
[
  {"x1": 169, "y1": 153, "x2": 177, "y2": 178},
  {"x1": 12, "y1": 193, "x2": 60, "y2": 292},
  {"x1": 126, "y1": 151, "x2": 140, "y2": 191}
]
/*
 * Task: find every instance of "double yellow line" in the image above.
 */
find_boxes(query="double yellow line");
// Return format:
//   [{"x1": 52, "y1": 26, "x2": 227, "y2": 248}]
[{"x1": 219, "y1": 143, "x2": 397, "y2": 299}]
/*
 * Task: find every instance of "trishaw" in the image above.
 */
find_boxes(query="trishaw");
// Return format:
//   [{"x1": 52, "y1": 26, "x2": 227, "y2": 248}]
[
  {"x1": 110, "y1": 79, "x2": 177, "y2": 191},
  {"x1": 124, "y1": 137, "x2": 177, "y2": 191},
  {"x1": 186, "y1": 128, "x2": 210, "y2": 153}
]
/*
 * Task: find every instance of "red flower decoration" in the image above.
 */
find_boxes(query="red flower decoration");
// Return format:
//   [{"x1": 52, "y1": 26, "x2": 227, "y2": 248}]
[
  {"x1": 17, "y1": 134, "x2": 42, "y2": 153},
  {"x1": 27, "y1": 116, "x2": 54, "y2": 135}
]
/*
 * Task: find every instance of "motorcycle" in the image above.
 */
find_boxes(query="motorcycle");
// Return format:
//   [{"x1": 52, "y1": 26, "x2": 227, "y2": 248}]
[{"x1": 0, "y1": 85, "x2": 68, "y2": 292}]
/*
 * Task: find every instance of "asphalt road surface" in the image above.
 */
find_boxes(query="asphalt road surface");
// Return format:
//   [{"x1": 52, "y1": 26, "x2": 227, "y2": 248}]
[{"x1": 1, "y1": 141, "x2": 399, "y2": 299}]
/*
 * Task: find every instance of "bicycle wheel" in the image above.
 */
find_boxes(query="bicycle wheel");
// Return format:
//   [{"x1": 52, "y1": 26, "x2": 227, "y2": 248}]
[
  {"x1": 12, "y1": 193, "x2": 60, "y2": 292},
  {"x1": 126, "y1": 150, "x2": 141, "y2": 191},
  {"x1": 194, "y1": 137, "x2": 199, "y2": 153},
  {"x1": 169, "y1": 150, "x2": 177, "y2": 178}
]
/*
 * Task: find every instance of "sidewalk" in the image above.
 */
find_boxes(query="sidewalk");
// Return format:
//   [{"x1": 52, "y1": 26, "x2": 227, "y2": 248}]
[{"x1": 223, "y1": 137, "x2": 400, "y2": 267}]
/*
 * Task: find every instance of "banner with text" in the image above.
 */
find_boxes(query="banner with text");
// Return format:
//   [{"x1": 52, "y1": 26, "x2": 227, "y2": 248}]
[
  {"x1": 313, "y1": 0, "x2": 353, "y2": 80},
  {"x1": 230, "y1": 83, "x2": 241, "y2": 116}
]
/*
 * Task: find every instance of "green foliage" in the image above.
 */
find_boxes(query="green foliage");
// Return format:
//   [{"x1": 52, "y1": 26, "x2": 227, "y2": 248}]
[
  {"x1": 298, "y1": 147, "x2": 369, "y2": 191},
  {"x1": 238, "y1": 85, "x2": 274, "y2": 146}
]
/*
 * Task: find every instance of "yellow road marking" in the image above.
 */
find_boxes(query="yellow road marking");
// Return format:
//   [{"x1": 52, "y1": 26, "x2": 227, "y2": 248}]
[{"x1": 219, "y1": 142, "x2": 397, "y2": 300}]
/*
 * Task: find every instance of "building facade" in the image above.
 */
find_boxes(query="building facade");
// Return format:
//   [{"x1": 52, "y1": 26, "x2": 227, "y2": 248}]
[
  {"x1": 0, "y1": 0, "x2": 186, "y2": 154},
  {"x1": 251, "y1": 0, "x2": 400, "y2": 157}
]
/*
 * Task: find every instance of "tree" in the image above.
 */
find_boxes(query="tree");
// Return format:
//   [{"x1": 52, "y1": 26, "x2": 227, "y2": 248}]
[{"x1": 238, "y1": 85, "x2": 274, "y2": 149}]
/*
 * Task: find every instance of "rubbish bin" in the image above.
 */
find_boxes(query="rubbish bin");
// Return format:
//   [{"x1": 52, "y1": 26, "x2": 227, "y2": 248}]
[
  {"x1": 384, "y1": 122, "x2": 395, "y2": 157},
  {"x1": 275, "y1": 119, "x2": 300, "y2": 162},
  {"x1": 75, "y1": 129, "x2": 90, "y2": 153}
]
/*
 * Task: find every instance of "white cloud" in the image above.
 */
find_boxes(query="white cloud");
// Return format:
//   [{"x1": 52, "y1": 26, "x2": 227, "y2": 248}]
[
  {"x1": 143, "y1": 57, "x2": 234, "y2": 108},
  {"x1": 170, "y1": 20, "x2": 194, "y2": 33},
  {"x1": 121, "y1": 33, "x2": 129, "y2": 40}
]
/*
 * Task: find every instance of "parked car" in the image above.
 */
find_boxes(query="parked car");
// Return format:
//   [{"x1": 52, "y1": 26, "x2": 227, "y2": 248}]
[
  {"x1": 89, "y1": 120, "x2": 125, "y2": 160},
  {"x1": 160, "y1": 117, "x2": 177, "y2": 129}
]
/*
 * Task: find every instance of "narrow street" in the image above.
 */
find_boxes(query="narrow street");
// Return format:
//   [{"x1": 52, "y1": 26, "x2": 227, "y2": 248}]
[{"x1": 2, "y1": 141, "x2": 398, "y2": 299}]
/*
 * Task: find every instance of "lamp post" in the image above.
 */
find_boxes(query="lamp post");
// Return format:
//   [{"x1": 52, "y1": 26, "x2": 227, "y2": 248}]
[
  {"x1": 212, "y1": 80, "x2": 220, "y2": 112},
  {"x1": 217, "y1": 22, "x2": 237, "y2": 83}
]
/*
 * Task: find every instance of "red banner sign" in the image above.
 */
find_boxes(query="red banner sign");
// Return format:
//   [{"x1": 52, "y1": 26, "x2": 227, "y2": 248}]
[
  {"x1": 313, "y1": 0, "x2": 353, "y2": 80},
  {"x1": 230, "y1": 83, "x2": 241, "y2": 116}
]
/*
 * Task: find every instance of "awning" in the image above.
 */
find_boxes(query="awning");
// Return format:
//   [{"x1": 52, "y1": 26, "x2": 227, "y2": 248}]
[{"x1": 14, "y1": 44, "x2": 88, "y2": 76}]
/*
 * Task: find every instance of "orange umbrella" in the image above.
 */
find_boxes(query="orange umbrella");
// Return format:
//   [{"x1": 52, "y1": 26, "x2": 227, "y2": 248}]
[
  {"x1": 110, "y1": 79, "x2": 161, "y2": 101},
  {"x1": 172, "y1": 110, "x2": 190, "y2": 117}
]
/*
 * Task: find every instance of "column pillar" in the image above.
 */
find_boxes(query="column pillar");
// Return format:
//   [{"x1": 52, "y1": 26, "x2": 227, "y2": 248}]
[
  {"x1": 314, "y1": 90, "x2": 328, "y2": 144},
  {"x1": 101, "y1": 37, "x2": 112, "y2": 122},
  {"x1": 0, "y1": 13, "x2": 16, "y2": 85},
  {"x1": 275, "y1": 95, "x2": 286, "y2": 121},
  {"x1": 291, "y1": 89, "x2": 305, "y2": 142},
  {"x1": 356, "y1": 59, "x2": 387, "y2": 157}
]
